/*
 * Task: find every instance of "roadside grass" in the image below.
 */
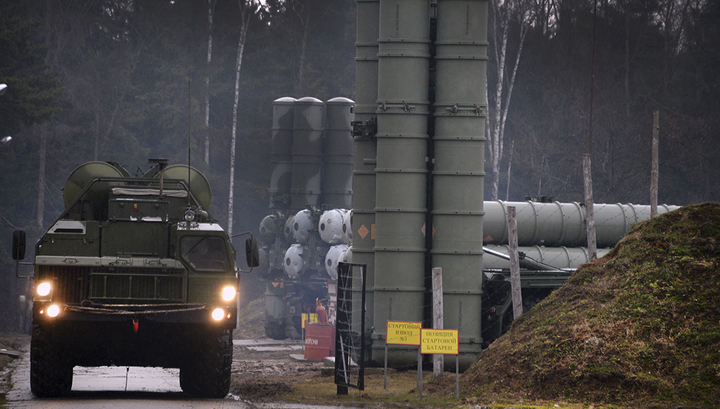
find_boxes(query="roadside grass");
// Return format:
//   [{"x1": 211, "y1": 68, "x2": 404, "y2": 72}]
[
  {"x1": 267, "y1": 368, "x2": 623, "y2": 408},
  {"x1": 288, "y1": 371, "x2": 454, "y2": 408}
]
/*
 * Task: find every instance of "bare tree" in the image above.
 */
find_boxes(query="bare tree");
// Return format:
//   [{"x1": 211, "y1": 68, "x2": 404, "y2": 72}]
[
  {"x1": 293, "y1": 4, "x2": 311, "y2": 93},
  {"x1": 505, "y1": 139, "x2": 514, "y2": 200},
  {"x1": 227, "y1": 0, "x2": 259, "y2": 236},
  {"x1": 487, "y1": 0, "x2": 529, "y2": 200},
  {"x1": 204, "y1": 0, "x2": 217, "y2": 165}
]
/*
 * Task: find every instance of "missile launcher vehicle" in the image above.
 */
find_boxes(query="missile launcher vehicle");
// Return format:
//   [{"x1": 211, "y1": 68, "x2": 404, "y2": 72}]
[{"x1": 11, "y1": 159, "x2": 259, "y2": 398}]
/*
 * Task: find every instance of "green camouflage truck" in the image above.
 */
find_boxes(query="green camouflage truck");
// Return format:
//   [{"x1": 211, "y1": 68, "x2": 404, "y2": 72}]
[{"x1": 12, "y1": 159, "x2": 259, "y2": 398}]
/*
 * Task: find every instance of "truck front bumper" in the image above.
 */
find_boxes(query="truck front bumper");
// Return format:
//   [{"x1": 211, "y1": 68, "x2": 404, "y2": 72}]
[
  {"x1": 34, "y1": 302, "x2": 236, "y2": 328},
  {"x1": 32, "y1": 302, "x2": 236, "y2": 368}
]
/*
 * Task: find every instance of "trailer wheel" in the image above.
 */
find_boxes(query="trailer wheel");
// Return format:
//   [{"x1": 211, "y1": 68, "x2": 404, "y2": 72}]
[
  {"x1": 30, "y1": 326, "x2": 73, "y2": 397},
  {"x1": 180, "y1": 328, "x2": 232, "y2": 398}
]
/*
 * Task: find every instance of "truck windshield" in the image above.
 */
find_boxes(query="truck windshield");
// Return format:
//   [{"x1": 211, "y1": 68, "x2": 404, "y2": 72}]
[{"x1": 181, "y1": 236, "x2": 230, "y2": 271}]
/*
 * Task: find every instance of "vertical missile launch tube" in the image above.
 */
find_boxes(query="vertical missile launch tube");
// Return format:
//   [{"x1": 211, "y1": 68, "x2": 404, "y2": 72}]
[
  {"x1": 323, "y1": 97, "x2": 355, "y2": 209},
  {"x1": 432, "y1": 0, "x2": 488, "y2": 370},
  {"x1": 353, "y1": 0, "x2": 380, "y2": 343},
  {"x1": 266, "y1": 98, "x2": 297, "y2": 341},
  {"x1": 269, "y1": 97, "x2": 296, "y2": 210},
  {"x1": 373, "y1": 0, "x2": 431, "y2": 366},
  {"x1": 291, "y1": 97, "x2": 325, "y2": 209}
]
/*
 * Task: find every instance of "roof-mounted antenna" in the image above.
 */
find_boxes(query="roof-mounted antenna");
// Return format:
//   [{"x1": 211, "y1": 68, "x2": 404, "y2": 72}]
[{"x1": 148, "y1": 158, "x2": 169, "y2": 197}]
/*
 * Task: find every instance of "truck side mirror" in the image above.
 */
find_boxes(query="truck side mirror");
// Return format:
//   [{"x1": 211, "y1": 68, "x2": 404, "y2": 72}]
[
  {"x1": 245, "y1": 237, "x2": 260, "y2": 268},
  {"x1": 12, "y1": 230, "x2": 26, "y2": 260}
]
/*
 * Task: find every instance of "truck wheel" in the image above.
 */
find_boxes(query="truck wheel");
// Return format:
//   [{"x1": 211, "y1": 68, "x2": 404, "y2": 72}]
[
  {"x1": 30, "y1": 326, "x2": 73, "y2": 397},
  {"x1": 180, "y1": 328, "x2": 232, "y2": 398}
]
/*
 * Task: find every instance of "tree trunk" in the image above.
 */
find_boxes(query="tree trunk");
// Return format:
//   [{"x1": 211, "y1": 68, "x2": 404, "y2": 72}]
[
  {"x1": 37, "y1": 124, "x2": 46, "y2": 228},
  {"x1": 624, "y1": 12, "x2": 630, "y2": 118},
  {"x1": 37, "y1": 0, "x2": 51, "y2": 228},
  {"x1": 488, "y1": 0, "x2": 527, "y2": 201},
  {"x1": 505, "y1": 139, "x2": 514, "y2": 201},
  {"x1": 228, "y1": 1, "x2": 251, "y2": 237},
  {"x1": 489, "y1": 5, "x2": 507, "y2": 201},
  {"x1": 295, "y1": 13, "x2": 310, "y2": 93},
  {"x1": 498, "y1": 23, "x2": 525, "y2": 196},
  {"x1": 94, "y1": 83, "x2": 100, "y2": 161},
  {"x1": 204, "y1": 0, "x2": 216, "y2": 166}
]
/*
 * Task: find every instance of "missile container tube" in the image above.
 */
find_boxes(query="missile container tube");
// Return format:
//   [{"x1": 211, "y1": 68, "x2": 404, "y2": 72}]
[
  {"x1": 483, "y1": 201, "x2": 680, "y2": 248},
  {"x1": 430, "y1": 0, "x2": 489, "y2": 369},
  {"x1": 351, "y1": 0, "x2": 381, "y2": 356},
  {"x1": 291, "y1": 97, "x2": 325, "y2": 209},
  {"x1": 269, "y1": 97, "x2": 297, "y2": 210},
  {"x1": 372, "y1": 0, "x2": 432, "y2": 367},
  {"x1": 323, "y1": 97, "x2": 355, "y2": 210}
]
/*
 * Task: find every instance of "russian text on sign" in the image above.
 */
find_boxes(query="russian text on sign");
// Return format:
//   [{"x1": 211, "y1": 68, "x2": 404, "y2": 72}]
[
  {"x1": 386, "y1": 321, "x2": 422, "y2": 346},
  {"x1": 420, "y1": 328, "x2": 459, "y2": 355}
]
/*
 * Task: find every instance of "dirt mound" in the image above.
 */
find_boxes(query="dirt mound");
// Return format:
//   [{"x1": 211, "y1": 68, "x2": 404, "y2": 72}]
[
  {"x1": 458, "y1": 202, "x2": 720, "y2": 408},
  {"x1": 234, "y1": 296, "x2": 266, "y2": 340},
  {"x1": 232, "y1": 380, "x2": 294, "y2": 400}
]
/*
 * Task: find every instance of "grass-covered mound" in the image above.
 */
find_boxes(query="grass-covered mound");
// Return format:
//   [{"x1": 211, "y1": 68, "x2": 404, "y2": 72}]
[{"x1": 460, "y1": 202, "x2": 720, "y2": 408}]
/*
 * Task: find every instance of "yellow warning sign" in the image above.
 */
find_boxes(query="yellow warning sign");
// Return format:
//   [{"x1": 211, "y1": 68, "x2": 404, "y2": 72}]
[
  {"x1": 386, "y1": 321, "x2": 421, "y2": 346},
  {"x1": 421, "y1": 329, "x2": 459, "y2": 355},
  {"x1": 301, "y1": 313, "x2": 318, "y2": 329}
]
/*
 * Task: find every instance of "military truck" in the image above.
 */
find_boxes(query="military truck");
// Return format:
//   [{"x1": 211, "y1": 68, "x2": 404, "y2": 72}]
[{"x1": 11, "y1": 159, "x2": 259, "y2": 398}]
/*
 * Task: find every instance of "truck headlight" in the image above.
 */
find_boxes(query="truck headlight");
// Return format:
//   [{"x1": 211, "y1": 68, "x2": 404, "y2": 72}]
[
  {"x1": 35, "y1": 281, "x2": 52, "y2": 297},
  {"x1": 211, "y1": 308, "x2": 225, "y2": 321},
  {"x1": 221, "y1": 286, "x2": 237, "y2": 302},
  {"x1": 46, "y1": 304, "x2": 61, "y2": 318}
]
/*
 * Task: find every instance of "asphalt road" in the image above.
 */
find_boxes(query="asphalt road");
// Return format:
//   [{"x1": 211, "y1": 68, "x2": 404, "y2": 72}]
[{"x1": 3, "y1": 349, "x2": 252, "y2": 409}]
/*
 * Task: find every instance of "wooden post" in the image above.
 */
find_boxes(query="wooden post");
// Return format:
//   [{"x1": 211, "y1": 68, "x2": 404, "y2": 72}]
[
  {"x1": 583, "y1": 154, "x2": 597, "y2": 260},
  {"x1": 507, "y1": 206, "x2": 523, "y2": 320},
  {"x1": 651, "y1": 110, "x2": 659, "y2": 217},
  {"x1": 432, "y1": 267, "x2": 444, "y2": 378}
]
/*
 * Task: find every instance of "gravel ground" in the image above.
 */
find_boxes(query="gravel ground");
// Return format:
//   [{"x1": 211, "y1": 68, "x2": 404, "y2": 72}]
[{"x1": 230, "y1": 339, "x2": 328, "y2": 402}]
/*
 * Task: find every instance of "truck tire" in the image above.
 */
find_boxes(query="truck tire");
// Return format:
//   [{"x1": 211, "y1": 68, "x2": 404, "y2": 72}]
[
  {"x1": 180, "y1": 328, "x2": 232, "y2": 398},
  {"x1": 30, "y1": 326, "x2": 73, "y2": 397}
]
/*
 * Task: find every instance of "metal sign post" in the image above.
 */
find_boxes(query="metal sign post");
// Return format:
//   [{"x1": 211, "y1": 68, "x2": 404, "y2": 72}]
[{"x1": 384, "y1": 321, "x2": 422, "y2": 389}]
